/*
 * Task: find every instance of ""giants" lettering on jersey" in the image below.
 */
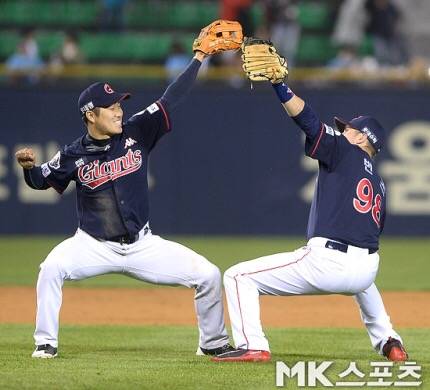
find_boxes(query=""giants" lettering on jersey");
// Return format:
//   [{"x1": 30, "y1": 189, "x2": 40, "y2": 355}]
[{"x1": 78, "y1": 149, "x2": 142, "y2": 189}]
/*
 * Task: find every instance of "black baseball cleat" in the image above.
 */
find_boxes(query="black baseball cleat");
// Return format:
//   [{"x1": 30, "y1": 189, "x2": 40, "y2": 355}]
[
  {"x1": 32, "y1": 344, "x2": 58, "y2": 359},
  {"x1": 196, "y1": 343, "x2": 236, "y2": 356},
  {"x1": 382, "y1": 337, "x2": 408, "y2": 362},
  {"x1": 211, "y1": 348, "x2": 271, "y2": 362}
]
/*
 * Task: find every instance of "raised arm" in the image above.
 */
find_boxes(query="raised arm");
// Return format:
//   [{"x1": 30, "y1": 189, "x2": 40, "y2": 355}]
[
  {"x1": 273, "y1": 84, "x2": 304, "y2": 117},
  {"x1": 241, "y1": 38, "x2": 322, "y2": 139},
  {"x1": 159, "y1": 52, "x2": 206, "y2": 113},
  {"x1": 160, "y1": 20, "x2": 243, "y2": 112},
  {"x1": 271, "y1": 82, "x2": 322, "y2": 139}
]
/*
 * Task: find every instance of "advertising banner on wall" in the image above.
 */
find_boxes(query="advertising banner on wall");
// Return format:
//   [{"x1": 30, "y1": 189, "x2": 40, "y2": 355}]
[{"x1": 0, "y1": 86, "x2": 429, "y2": 235}]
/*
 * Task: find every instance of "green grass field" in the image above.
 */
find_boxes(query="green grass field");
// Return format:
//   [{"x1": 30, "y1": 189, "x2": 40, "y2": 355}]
[
  {"x1": 0, "y1": 236, "x2": 429, "y2": 389},
  {"x1": 0, "y1": 325, "x2": 428, "y2": 389}
]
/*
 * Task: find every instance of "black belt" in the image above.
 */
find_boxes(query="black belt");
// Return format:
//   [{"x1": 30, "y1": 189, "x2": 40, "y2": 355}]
[
  {"x1": 109, "y1": 234, "x2": 139, "y2": 245},
  {"x1": 107, "y1": 225, "x2": 150, "y2": 244},
  {"x1": 325, "y1": 240, "x2": 377, "y2": 255}
]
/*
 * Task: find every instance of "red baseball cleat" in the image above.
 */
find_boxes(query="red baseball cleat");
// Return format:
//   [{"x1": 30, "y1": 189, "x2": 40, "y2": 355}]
[
  {"x1": 382, "y1": 337, "x2": 408, "y2": 362},
  {"x1": 211, "y1": 349, "x2": 271, "y2": 362}
]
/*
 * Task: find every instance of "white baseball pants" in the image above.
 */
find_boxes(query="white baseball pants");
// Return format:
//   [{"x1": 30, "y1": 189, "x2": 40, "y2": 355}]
[
  {"x1": 34, "y1": 228, "x2": 229, "y2": 349},
  {"x1": 224, "y1": 237, "x2": 402, "y2": 354}
]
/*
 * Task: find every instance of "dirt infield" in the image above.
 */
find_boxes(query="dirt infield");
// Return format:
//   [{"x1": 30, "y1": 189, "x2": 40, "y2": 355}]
[{"x1": 0, "y1": 287, "x2": 428, "y2": 328}]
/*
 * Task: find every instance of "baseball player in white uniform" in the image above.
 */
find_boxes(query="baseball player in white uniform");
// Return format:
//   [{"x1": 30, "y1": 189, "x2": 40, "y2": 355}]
[
  {"x1": 16, "y1": 44, "x2": 237, "y2": 359},
  {"x1": 213, "y1": 40, "x2": 408, "y2": 363}
]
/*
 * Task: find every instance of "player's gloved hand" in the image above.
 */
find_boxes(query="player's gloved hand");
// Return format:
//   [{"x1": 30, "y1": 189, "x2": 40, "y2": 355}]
[
  {"x1": 241, "y1": 37, "x2": 288, "y2": 84},
  {"x1": 193, "y1": 20, "x2": 243, "y2": 56},
  {"x1": 16, "y1": 148, "x2": 36, "y2": 169}
]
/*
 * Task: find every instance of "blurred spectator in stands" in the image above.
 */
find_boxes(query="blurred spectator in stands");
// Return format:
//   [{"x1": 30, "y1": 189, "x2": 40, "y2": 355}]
[
  {"x1": 51, "y1": 32, "x2": 84, "y2": 66},
  {"x1": 365, "y1": 0, "x2": 409, "y2": 65},
  {"x1": 217, "y1": 0, "x2": 255, "y2": 86},
  {"x1": 5, "y1": 30, "x2": 44, "y2": 85},
  {"x1": 332, "y1": 0, "x2": 367, "y2": 53},
  {"x1": 221, "y1": 0, "x2": 255, "y2": 36},
  {"x1": 99, "y1": 0, "x2": 129, "y2": 31},
  {"x1": 397, "y1": 0, "x2": 430, "y2": 60},
  {"x1": 48, "y1": 32, "x2": 85, "y2": 79},
  {"x1": 327, "y1": 45, "x2": 358, "y2": 69},
  {"x1": 165, "y1": 41, "x2": 192, "y2": 82},
  {"x1": 261, "y1": 0, "x2": 300, "y2": 66}
]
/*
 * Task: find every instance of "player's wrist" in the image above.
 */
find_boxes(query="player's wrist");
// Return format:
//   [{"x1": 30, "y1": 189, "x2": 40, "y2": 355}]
[
  {"x1": 193, "y1": 51, "x2": 207, "y2": 62},
  {"x1": 272, "y1": 82, "x2": 295, "y2": 103}
]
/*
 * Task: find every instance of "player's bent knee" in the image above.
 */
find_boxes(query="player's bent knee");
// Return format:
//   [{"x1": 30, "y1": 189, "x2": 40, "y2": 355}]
[
  {"x1": 39, "y1": 256, "x2": 63, "y2": 280},
  {"x1": 224, "y1": 263, "x2": 243, "y2": 280},
  {"x1": 200, "y1": 262, "x2": 221, "y2": 284},
  {"x1": 223, "y1": 265, "x2": 242, "y2": 287}
]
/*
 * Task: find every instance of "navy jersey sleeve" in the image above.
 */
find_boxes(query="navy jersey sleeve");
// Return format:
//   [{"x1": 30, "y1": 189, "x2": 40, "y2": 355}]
[
  {"x1": 24, "y1": 166, "x2": 50, "y2": 190},
  {"x1": 126, "y1": 100, "x2": 171, "y2": 152},
  {"x1": 304, "y1": 123, "x2": 350, "y2": 171},
  {"x1": 40, "y1": 149, "x2": 74, "y2": 194}
]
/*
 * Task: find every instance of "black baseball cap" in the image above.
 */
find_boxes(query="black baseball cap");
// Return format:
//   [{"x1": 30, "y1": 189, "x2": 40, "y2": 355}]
[
  {"x1": 334, "y1": 115, "x2": 386, "y2": 153},
  {"x1": 78, "y1": 82, "x2": 130, "y2": 115}
]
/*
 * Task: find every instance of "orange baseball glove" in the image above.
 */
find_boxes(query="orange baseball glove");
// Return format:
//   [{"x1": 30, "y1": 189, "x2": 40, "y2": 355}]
[{"x1": 193, "y1": 20, "x2": 243, "y2": 55}]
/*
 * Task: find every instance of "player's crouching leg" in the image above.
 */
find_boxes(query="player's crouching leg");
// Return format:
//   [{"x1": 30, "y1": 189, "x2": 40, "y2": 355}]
[
  {"x1": 211, "y1": 263, "x2": 272, "y2": 362},
  {"x1": 222, "y1": 262, "x2": 263, "y2": 342},
  {"x1": 32, "y1": 245, "x2": 69, "y2": 358},
  {"x1": 194, "y1": 257, "x2": 224, "y2": 304},
  {"x1": 192, "y1": 256, "x2": 232, "y2": 355},
  {"x1": 193, "y1": 256, "x2": 223, "y2": 311},
  {"x1": 222, "y1": 262, "x2": 256, "y2": 299}
]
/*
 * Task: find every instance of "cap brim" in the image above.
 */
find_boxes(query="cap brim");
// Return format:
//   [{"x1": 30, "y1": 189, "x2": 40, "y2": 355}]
[
  {"x1": 116, "y1": 92, "x2": 131, "y2": 103},
  {"x1": 334, "y1": 116, "x2": 349, "y2": 132},
  {"x1": 98, "y1": 92, "x2": 131, "y2": 108}
]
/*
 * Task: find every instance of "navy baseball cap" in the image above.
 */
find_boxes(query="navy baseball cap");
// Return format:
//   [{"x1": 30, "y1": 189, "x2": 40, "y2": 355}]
[
  {"x1": 334, "y1": 115, "x2": 386, "y2": 153},
  {"x1": 78, "y1": 82, "x2": 130, "y2": 115}
]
